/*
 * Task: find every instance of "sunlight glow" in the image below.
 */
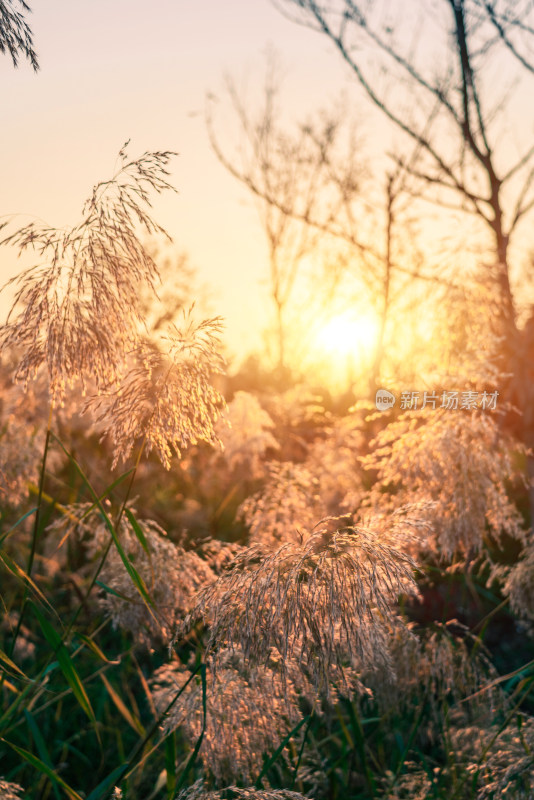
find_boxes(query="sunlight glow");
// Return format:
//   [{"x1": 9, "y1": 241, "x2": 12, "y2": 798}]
[{"x1": 314, "y1": 312, "x2": 380, "y2": 360}]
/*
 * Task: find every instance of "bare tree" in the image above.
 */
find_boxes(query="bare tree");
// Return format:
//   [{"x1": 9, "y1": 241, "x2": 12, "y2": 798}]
[
  {"x1": 274, "y1": 0, "x2": 534, "y2": 515},
  {"x1": 207, "y1": 56, "x2": 370, "y2": 374},
  {"x1": 274, "y1": 1, "x2": 534, "y2": 325},
  {"x1": 0, "y1": 0, "x2": 38, "y2": 70}
]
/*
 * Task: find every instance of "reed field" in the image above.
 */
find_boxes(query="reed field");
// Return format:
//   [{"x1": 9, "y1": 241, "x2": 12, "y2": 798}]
[
  {"x1": 0, "y1": 146, "x2": 533, "y2": 799},
  {"x1": 3, "y1": 2, "x2": 534, "y2": 797}
]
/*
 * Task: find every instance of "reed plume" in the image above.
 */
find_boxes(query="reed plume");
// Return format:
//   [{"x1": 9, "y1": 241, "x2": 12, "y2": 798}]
[
  {"x1": 362, "y1": 409, "x2": 525, "y2": 559},
  {"x1": 178, "y1": 518, "x2": 418, "y2": 691},
  {"x1": 177, "y1": 783, "x2": 310, "y2": 800},
  {"x1": 151, "y1": 649, "x2": 302, "y2": 784},
  {"x1": 85, "y1": 314, "x2": 225, "y2": 469},
  {"x1": 0, "y1": 144, "x2": 176, "y2": 402}
]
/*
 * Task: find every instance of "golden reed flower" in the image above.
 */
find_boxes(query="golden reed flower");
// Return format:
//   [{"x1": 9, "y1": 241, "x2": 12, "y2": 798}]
[
  {"x1": 177, "y1": 782, "x2": 310, "y2": 800},
  {"x1": 178, "y1": 518, "x2": 418, "y2": 692},
  {"x1": 151, "y1": 649, "x2": 302, "y2": 785},
  {"x1": 85, "y1": 315, "x2": 225, "y2": 469},
  {"x1": 0, "y1": 144, "x2": 176, "y2": 402},
  {"x1": 0, "y1": 778, "x2": 24, "y2": 800}
]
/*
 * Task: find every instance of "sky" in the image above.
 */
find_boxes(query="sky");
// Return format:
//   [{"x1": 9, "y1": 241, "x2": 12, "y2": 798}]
[
  {"x1": 2, "y1": 0, "x2": 534, "y2": 382},
  {"x1": 0, "y1": 0, "x2": 363, "y2": 365}
]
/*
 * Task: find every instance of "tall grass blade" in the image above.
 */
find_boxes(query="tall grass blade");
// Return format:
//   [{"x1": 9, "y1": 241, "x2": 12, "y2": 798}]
[
  {"x1": 100, "y1": 673, "x2": 145, "y2": 735},
  {"x1": 172, "y1": 663, "x2": 207, "y2": 797},
  {"x1": 24, "y1": 709, "x2": 62, "y2": 800},
  {"x1": 32, "y1": 603, "x2": 97, "y2": 727},
  {"x1": 124, "y1": 508, "x2": 150, "y2": 556},
  {"x1": 52, "y1": 435, "x2": 156, "y2": 614},
  {"x1": 343, "y1": 698, "x2": 376, "y2": 796},
  {"x1": 0, "y1": 507, "x2": 37, "y2": 546},
  {"x1": 255, "y1": 714, "x2": 310, "y2": 788},
  {"x1": 85, "y1": 765, "x2": 129, "y2": 800},
  {"x1": 1, "y1": 738, "x2": 83, "y2": 800},
  {"x1": 165, "y1": 731, "x2": 177, "y2": 797}
]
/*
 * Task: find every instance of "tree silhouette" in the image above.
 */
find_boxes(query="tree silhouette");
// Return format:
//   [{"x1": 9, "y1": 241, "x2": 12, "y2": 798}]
[
  {"x1": 275, "y1": 0, "x2": 534, "y2": 518},
  {"x1": 275, "y1": 0, "x2": 534, "y2": 323}
]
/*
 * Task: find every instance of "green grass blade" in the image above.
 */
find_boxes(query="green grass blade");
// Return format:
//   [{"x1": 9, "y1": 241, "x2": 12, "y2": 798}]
[
  {"x1": 52, "y1": 436, "x2": 156, "y2": 613},
  {"x1": 85, "y1": 765, "x2": 128, "y2": 800},
  {"x1": 124, "y1": 508, "x2": 150, "y2": 555},
  {"x1": 1, "y1": 738, "x2": 83, "y2": 800},
  {"x1": 0, "y1": 507, "x2": 38, "y2": 546},
  {"x1": 105, "y1": 523, "x2": 155, "y2": 611},
  {"x1": 165, "y1": 730, "x2": 177, "y2": 797},
  {"x1": 95, "y1": 580, "x2": 132, "y2": 602},
  {"x1": 111, "y1": 664, "x2": 203, "y2": 796},
  {"x1": 343, "y1": 698, "x2": 376, "y2": 796},
  {"x1": 255, "y1": 714, "x2": 311, "y2": 788},
  {"x1": 24, "y1": 709, "x2": 62, "y2": 800},
  {"x1": 32, "y1": 604, "x2": 97, "y2": 727},
  {"x1": 172, "y1": 663, "x2": 207, "y2": 797},
  {"x1": 290, "y1": 711, "x2": 313, "y2": 790}
]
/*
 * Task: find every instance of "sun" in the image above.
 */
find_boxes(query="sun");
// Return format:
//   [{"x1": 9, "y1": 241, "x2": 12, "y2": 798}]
[{"x1": 314, "y1": 312, "x2": 380, "y2": 359}]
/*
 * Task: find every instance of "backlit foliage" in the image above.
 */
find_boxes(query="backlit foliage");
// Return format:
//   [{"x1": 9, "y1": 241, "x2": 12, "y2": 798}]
[
  {"x1": 86, "y1": 316, "x2": 225, "y2": 469},
  {"x1": 152, "y1": 650, "x2": 301, "y2": 784},
  {"x1": 216, "y1": 391, "x2": 279, "y2": 477},
  {"x1": 0, "y1": 145, "x2": 176, "y2": 402},
  {"x1": 180, "y1": 519, "x2": 418, "y2": 691},
  {"x1": 2, "y1": 134, "x2": 534, "y2": 800},
  {"x1": 363, "y1": 408, "x2": 525, "y2": 559}
]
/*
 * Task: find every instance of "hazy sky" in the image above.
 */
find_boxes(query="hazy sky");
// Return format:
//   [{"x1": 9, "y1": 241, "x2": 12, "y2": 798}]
[
  {"x1": 0, "y1": 0, "x2": 362, "y2": 363},
  {"x1": 3, "y1": 1, "x2": 533, "y2": 376}
]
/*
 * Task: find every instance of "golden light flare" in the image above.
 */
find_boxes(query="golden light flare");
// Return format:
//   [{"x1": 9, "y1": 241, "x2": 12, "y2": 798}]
[
  {"x1": 314, "y1": 312, "x2": 380, "y2": 360},
  {"x1": 307, "y1": 311, "x2": 382, "y2": 391}
]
